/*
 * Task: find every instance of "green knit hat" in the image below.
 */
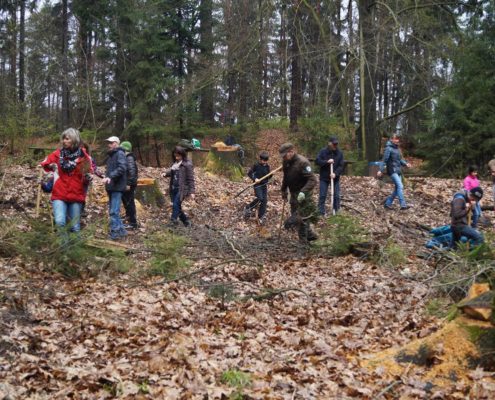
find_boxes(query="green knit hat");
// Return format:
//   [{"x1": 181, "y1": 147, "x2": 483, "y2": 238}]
[{"x1": 121, "y1": 141, "x2": 132, "y2": 152}]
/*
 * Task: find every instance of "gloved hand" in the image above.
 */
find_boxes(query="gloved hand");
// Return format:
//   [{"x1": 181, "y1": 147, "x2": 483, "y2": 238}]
[{"x1": 297, "y1": 192, "x2": 305, "y2": 202}]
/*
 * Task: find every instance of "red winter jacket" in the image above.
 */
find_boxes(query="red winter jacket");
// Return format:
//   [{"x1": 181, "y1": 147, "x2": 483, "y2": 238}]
[{"x1": 41, "y1": 148, "x2": 92, "y2": 203}]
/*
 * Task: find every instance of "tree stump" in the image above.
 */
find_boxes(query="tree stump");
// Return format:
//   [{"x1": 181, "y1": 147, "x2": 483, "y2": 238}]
[
  {"x1": 205, "y1": 142, "x2": 244, "y2": 181},
  {"x1": 135, "y1": 178, "x2": 166, "y2": 208}
]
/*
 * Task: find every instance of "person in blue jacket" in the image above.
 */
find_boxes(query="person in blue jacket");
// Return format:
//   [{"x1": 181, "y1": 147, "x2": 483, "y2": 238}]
[
  {"x1": 315, "y1": 136, "x2": 344, "y2": 216},
  {"x1": 377, "y1": 134, "x2": 411, "y2": 210},
  {"x1": 244, "y1": 151, "x2": 271, "y2": 224},
  {"x1": 102, "y1": 136, "x2": 128, "y2": 240}
]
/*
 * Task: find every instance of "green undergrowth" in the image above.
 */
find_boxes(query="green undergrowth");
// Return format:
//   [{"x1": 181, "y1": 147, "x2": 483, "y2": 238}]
[
  {"x1": 0, "y1": 217, "x2": 132, "y2": 278},
  {"x1": 425, "y1": 298, "x2": 457, "y2": 320},
  {"x1": 375, "y1": 239, "x2": 408, "y2": 268},
  {"x1": 145, "y1": 231, "x2": 190, "y2": 278},
  {"x1": 221, "y1": 369, "x2": 252, "y2": 400},
  {"x1": 313, "y1": 213, "x2": 369, "y2": 256},
  {"x1": 455, "y1": 241, "x2": 494, "y2": 262}
]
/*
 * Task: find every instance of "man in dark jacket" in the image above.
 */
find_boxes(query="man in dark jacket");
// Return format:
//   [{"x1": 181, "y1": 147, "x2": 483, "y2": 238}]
[
  {"x1": 245, "y1": 151, "x2": 271, "y2": 224},
  {"x1": 103, "y1": 136, "x2": 128, "y2": 240},
  {"x1": 280, "y1": 143, "x2": 318, "y2": 242},
  {"x1": 120, "y1": 141, "x2": 139, "y2": 230},
  {"x1": 450, "y1": 187, "x2": 484, "y2": 248},
  {"x1": 377, "y1": 134, "x2": 411, "y2": 210},
  {"x1": 315, "y1": 136, "x2": 344, "y2": 216}
]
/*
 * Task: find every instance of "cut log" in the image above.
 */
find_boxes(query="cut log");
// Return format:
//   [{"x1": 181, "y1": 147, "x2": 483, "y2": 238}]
[
  {"x1": 135, "y1": 178, "x2": 166, "y2": 208},
  {"x1": 457, "y1": 283, "x2": 493, "y2": 321},
  {"x1": 205, "y1": 143, "x2": 244, "y2": 181}
]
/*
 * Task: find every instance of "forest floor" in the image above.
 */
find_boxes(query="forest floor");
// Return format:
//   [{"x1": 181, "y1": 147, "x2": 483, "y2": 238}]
[{"x1": 0, "y1": 130, "x2": 495, "y2": 399}]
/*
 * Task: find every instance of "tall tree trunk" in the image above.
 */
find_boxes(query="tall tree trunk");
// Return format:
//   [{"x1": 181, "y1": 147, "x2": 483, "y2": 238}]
[
  {"x1": 346, "y1": 0, "x2": 355, "y2": 125},
  {"x1": 61, "y1": 0, "x2": 70, "y2": 129},
  {"x1": 288, "y1": 3, "x2": 301, "y2": 132},
  {"x1": 279, "y1": 0, "x2": 288, "y2": 118},
  {"x1": 176, "y1": 6, "x2": 184, "y2": 131},
  {"x1": 113, "y1": 1, "x2": 127, "y2": 135},
  {"x1": 199, "y1": 0, "x2": 214, "y2": 124},
  {"x1": 8, "y1": 2, "x2": 17, "y2": 101},
  {"x1": 113, "y1": 39, "x2": 125, "y2": 135},
  {"x1": 358, "y1": 0, "x2": 378, "y2": 161},
  {"x1": 18, "y1": 0, "x2": 25, "y2": 103}
]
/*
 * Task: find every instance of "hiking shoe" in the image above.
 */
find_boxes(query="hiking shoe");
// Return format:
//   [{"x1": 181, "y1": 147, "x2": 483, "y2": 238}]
[
  {"x1": 384, "y1": 204, "x2": 393, "y2": 210},
  {"x1": 400, "y1": 205, "x2": 411, "y2": 210},
  {"x1": 258, "y1": 217, "x2": 265, "y2": 225},
  {"x1": 108, "y1": 232, "x2": 127, "y2": 241},
  {"x1": 123, "y1": 223, "x2": 138, "y2": 230},
  {"x1": 166, "y1": 220, "x2": 179, "y2": 229}
]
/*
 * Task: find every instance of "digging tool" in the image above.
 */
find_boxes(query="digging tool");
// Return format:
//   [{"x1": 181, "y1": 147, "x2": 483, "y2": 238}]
[
  {"x1": 234, "y1": 165, "x2": 282, "y2": 198},
  {"x1": 330, "y1": 163, "x2": 335, "y2": 216},
  {"x1": 467, "y1": 206, "x2": 472, "y2": 227},
  {"x1": 35, "y1": 168, "x2": 43, "y2": 217}
]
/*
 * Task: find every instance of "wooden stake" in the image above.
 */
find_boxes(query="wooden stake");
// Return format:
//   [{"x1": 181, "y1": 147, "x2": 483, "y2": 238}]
[
  {"x1": 330, "y1": 163, "x2": 335, "y2": 215},
  {"x1": 35, "y1": 168, "x2": 43, "y2": 217}
]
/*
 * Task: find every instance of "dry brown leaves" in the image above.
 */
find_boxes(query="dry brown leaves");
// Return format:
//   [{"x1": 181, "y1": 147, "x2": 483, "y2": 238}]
[{"x1": 1, "y1": 145, "x2": 495, "y2": 399}]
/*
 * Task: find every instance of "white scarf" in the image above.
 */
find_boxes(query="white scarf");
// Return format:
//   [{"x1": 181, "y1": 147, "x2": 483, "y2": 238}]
[{"x1": 171, "y1": 160, "x2": 182, "y2": 171}]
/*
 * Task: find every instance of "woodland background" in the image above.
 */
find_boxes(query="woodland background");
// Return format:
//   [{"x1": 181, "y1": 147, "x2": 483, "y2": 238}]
[{"x1": 1, "y1": 0, "x2": 495, "y2": 172}]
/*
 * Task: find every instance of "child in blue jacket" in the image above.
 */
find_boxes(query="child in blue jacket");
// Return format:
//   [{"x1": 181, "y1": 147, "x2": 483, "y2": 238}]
[{"x1": 244, "y1": 151, "x2": 271, "y2": 224}]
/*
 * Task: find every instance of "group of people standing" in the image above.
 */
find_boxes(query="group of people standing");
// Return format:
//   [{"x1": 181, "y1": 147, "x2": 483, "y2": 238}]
[
  {"x1": 245, "y1": 138, "x2": 345, "y2": 242},
  {"x1": 40, "y1": 128, "x2": 492, "y2": 249},
  {"x1": 40, "y1": 128, "x2": 195, "y2": 242}
]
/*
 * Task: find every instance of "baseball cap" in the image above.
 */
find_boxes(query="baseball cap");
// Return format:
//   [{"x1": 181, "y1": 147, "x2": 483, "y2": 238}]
[
  {"x1": 105, "y1": 136, "x2": 120, "y2": 144},
  {"x1": 328, "y1": 136, "x2": 339, "y2": 144},
  {"x1": 470, "y1": 187, "x2": 483, "y2": 200},
  {"x1": 279, "y1": 143, "x2": 294, "y2": 156}
]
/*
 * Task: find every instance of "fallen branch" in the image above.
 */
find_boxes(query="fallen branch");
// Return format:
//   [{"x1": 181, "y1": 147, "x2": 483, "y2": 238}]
[
  {"x1": 375, "y1": 380, "x2": 401, "y2": 399},
  {"x1": 221, "y1": 231, "x2": 246, "y2": 260}
]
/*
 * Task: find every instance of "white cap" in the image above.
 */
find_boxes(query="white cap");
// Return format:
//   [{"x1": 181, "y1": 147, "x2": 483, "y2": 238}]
[{"x1": 105, "y1": 136, "x2": 120, "y2": 144}]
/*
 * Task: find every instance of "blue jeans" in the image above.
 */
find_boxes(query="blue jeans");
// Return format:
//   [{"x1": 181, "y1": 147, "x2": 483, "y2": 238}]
[
  {"x1": 472, "y1": 202, "x2": 481, "y2": 228},
  {"x1": 52, "y1": 200, "x2": 82, "y2": 233},
  {"x1": 170, "y1": 188, "x2": 188, "y2": 224},
  {"x1": 318, "y1": 179, "x2": 340, "y2": 215},
  {"x1": 108, "y1": 191, "x2": 127, "y2": 239},
  {"x1": 247, "y1": 185, "x2": 268, "y2": 218},
  {"x1": 451, "y1": 225, "x2": 484, "y2": 248},
  {"x1": 385, "y1": 173, "x2": 406, "y2": 208}
]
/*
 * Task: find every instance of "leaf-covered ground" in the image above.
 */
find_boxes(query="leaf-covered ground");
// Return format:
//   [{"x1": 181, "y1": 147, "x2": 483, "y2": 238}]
[{"x1": 1, "y1": 133, "x2": 494, "y2": 399}]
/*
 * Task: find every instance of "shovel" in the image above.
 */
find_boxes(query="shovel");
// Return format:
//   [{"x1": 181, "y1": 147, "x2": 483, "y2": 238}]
[{"x1": 330, "y1": 163, "x2": 335, "y2": 216}]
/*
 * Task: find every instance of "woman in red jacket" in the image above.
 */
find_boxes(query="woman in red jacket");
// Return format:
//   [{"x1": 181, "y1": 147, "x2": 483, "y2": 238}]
[{"x1": 40, "y1": 128, "x2": 92, "y2": 239}]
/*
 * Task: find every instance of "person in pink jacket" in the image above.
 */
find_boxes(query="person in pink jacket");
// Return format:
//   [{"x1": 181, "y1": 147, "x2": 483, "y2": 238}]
[{"x1": 463, "y1": 165, "x2": 482, "y2": 228}]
